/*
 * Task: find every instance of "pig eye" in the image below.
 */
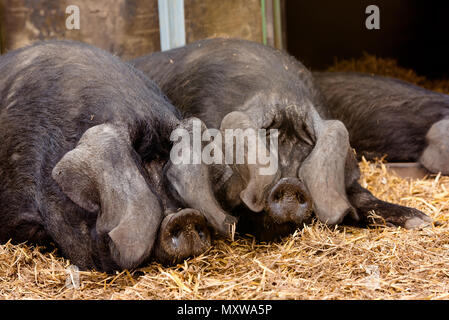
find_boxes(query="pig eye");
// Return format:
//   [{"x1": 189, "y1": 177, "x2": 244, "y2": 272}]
[
  {"x1": 297, "y1": 123, "x2": 314, "y2": 146},
  {"x1": 261, "y1": 111, "x2": 279, "y2": 129}
]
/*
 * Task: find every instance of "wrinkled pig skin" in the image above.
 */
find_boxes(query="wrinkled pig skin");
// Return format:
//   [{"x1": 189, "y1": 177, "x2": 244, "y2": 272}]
[
  {"x1": 131, "y1": 38, "x2": 432, "y2": 240},
  {"x1": 0, "y1": 40, "x2": 240, "y2": 271},
  {"x1": 313, "y1": 71, "x2": 449, "y2": 175}
]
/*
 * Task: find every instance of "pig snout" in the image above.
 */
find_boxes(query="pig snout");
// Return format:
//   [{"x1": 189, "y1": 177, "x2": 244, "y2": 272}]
[
  {"x1": 265, "y1": 177, "x2": 313, "y2": 224},
  {"x1": 154, "y1": 209, "x2": 211, "y2": 265}
]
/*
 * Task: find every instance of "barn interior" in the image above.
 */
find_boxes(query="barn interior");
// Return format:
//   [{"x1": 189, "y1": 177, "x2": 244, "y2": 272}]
[
  {"x1": 0, "y1": 0, "x2": 449, "y2": 300},
  {"x1": 2, "y1": 1, "x2": 448, "y2": 78},
  {"x1": 286, "y1": 0, "x2": 449, "y2": 79}
]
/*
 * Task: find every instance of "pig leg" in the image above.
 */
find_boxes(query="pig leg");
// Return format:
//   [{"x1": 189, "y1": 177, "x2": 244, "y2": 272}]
[
  {"x1": 346, "y1": 182, "x2": 433, "y2": 229},
  {"x1": 52, "y1": 124, "x2": 163, "y2": 270},
  {"x1": 344, "y1": 148, "x2": 433, "y2": 229},
  {"x1": 419, "y1": 118, "x2": 449, "y2": 175}
]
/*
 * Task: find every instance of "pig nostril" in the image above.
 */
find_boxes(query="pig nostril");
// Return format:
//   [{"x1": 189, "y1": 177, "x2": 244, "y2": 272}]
[
  {"x1": 170, "y1": 226, "x2": 182, "y2": 238},
  {"x1": 197, "y1": 229, "x2": 206, "y2": 241},
  {"x1": 195, "y1": 224, "x2": 210, "y2": 242},
  {"x1": 251, "y1": 194, "x2": 259, "y2": 205},
  {"x1": 273, "y1": 193, "x2": 282, "y2": 202},
  {"x1": 296, "y1": 192, "x2": 307, "y2": 204}
]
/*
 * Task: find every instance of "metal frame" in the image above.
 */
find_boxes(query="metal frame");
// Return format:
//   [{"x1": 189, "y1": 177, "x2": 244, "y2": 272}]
[
  {"x1": 158, "y1": 0, "x2": 186, "y2": 51},
  {"x1": 261, "y1": 0, "x2": 284, "y2": 50}
]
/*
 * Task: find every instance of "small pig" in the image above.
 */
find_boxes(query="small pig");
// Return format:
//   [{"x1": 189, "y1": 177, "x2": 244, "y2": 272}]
[
  {"x1": 313, "y1": 71, "x2": 449, "y2": 174},
  {"x1": 130, "y1": 38, "x2": 432, "y2": 240},
  {"x1": 0, "y1": 40, "x2": 237, "y2": 271}
]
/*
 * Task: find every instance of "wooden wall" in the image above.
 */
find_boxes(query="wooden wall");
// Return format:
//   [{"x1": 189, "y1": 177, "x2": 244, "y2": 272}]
[
  {"x1": 0, "y1": 0, "x2": 161, "y2": 59},
  {"x1": 0, "y1": 0, "x2": 265, "y2": 58},
  {"x1": 185, "y1": 0, "x2": 262, "y2": 44}
]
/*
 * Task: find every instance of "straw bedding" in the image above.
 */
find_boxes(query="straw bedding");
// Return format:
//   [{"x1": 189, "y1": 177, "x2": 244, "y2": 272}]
[{"x1": 1, "y1": 54, "x2": 448, "y2": 300}]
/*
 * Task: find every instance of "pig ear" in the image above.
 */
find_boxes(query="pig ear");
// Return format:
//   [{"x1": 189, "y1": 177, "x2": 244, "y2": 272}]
[
  {"x1": 165, "y1": 117, "x2": 238, "y2": 238},
  {"x1": 52, "y1": 124, "x2": 163, "y2": 269},
  {"x1": 298, "y1": 116, "x2": 357, "y2": 225},
  {"x1": 220, "y1": 111, "x2": 279, "y2": 212},
  {"x1": 51, "y1": 146, "x2": 100, "y2": 213}
]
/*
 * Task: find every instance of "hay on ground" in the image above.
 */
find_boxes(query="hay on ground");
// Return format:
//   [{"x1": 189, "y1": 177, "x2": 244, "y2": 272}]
[
  {"x1": 1, "y1": 158, "x2": 449, "y2": 300},
  {"x1": 326, "y1": 52, "x2": 449, "y2": 93},
  {"x1": 1, "y1": 55, "x2": 449, "y2": 300}
]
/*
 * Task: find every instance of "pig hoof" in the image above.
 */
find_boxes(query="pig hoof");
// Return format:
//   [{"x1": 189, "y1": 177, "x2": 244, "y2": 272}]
[
  {"x1": 154, "y1": 209, "x2": 211, "y2": 265},
  {"x1": 387, "y1": 208, "x2": 434, "y2": 230},
  {"x1": 366, "y1": 205, "x2": 433, "y2": 230},
  {"x1": 403, "y1": 215, "x2": 433, "y2": 229},
  {"x1": 266, "y1": 177, "x2": 313, "y2": 224}
]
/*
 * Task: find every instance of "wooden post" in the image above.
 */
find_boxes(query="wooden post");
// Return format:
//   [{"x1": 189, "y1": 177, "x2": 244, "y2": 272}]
[
  {"x1": 261, "y1": 0, "x2": 267, "y2": 45},
  {"x1": 264, "y1": 0, "x2": 275, "y2": 47},
  {"x1": 0, "y1": 15, "x2": 2, "y2": 54},
  {"x1": 273, "y1": 0, "x2": 284, "y2": 50},
  {"x1": 261, "y1": 0, "x2": 284, "y2": 50},
  {"x1": 0, "y1": 3, "x2": 2, "y2": 54},
  {"x1": 158, "y1": 0, "x2": 186, "y2": 51}
]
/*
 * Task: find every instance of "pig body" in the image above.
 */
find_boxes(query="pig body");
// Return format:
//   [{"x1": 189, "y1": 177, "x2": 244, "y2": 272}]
[
  {"x1": 0, "y1": 40, "x2": 239, "y2": 271},
  {"x1": 313, "y1": 72, "x2": 449, "y2": 174},
  {"x1": 131, "y1": 38, "x2": 432, "y2": 240}
]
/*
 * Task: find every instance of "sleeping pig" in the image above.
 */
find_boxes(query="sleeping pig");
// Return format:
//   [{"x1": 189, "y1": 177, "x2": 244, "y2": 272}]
[
  {"x1": 0, "y1": 40, "x2": 237, "y2": 271},
  {"x1": 313, "y1": 71, "x2": 449, "y2": 175},
  {"x1": 130, "y1": 38, "x2": 433, "y2": 240}
]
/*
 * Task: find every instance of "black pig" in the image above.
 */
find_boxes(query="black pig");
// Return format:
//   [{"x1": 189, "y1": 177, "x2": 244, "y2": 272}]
[
  {"x1": 0, "y1": 40, "x2": 237, "y2": 271},
  {"x1": 313, "y1": 72, "x2": 449, "y2": 174},
  {"x1": 130, "y1": 38, "x2": 432, "y2": 240}
]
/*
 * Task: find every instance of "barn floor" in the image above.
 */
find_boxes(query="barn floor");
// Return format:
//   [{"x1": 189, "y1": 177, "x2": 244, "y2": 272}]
[{"x1": 1, "y1": 55, "x2": 449, "y2": 300}]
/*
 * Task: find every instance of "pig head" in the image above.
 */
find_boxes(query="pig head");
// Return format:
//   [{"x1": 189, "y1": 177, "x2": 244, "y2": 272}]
[
  {"x1": 216, "y1": 92, "x2": 358, "y2": 229},
  {"x1": 130, "y1": 38, "x2": 432, "y2": 240}
]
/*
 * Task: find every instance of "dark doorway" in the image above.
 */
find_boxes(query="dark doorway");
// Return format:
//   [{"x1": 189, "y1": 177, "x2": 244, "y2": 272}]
[{"x1": 285, "y1": 0, "x2": 449, "y2": 79}]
